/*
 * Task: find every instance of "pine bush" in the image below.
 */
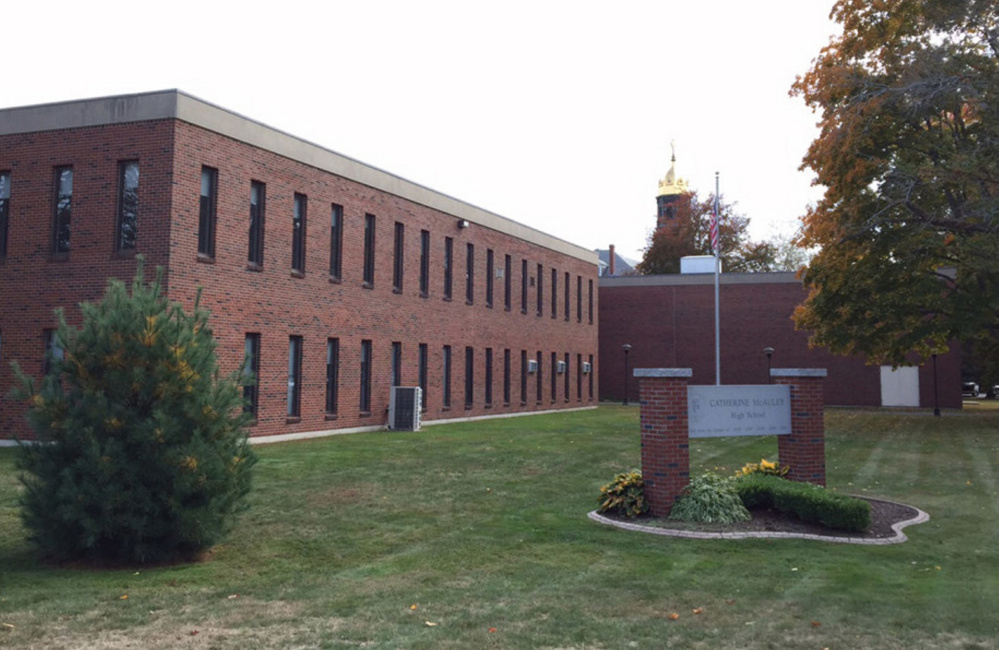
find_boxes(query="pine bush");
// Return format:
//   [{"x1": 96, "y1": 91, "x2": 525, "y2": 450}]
[{"x1": 13, "y1": 264, "x2": 256, "y2": 565}]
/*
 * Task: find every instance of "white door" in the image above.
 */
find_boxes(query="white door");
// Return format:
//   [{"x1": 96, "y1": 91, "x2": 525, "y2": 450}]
[{"x1": 880, "y1": 366, "x2": 920, "y2": 407}]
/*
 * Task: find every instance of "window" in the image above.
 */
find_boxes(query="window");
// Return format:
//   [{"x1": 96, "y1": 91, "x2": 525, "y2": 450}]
[
  {"x1": 520, "y1": 350, "x2": 528, "y2": 404},
  {"x1": 486, "y1": 249, "x2": 494, "y2": 308},
  {"x1": 503, "y1": 348, "x2": 511, "y2": 405},
  {"x1": 248, "y1": 181, "x2": 265, "y2": 266},
  {"x1": 363, "y1": 214, "x2": 376, "y2": 285},
  {"x1": 564, "y1": 352, "x2": 570, "y2": 400},
  {"x1": 43, "y1": 328, "x2": 64, "y2": 376},
  {"x1": 485, "y1": 347, "x2": 493, "y2": 406},
  {"x1": 577, "y1": 353, "x2": 583, "y2": 401},
  {"x1": 116, "y1": 161, "x2": 139, "y2": 252},
  {"x1": 360, "y1": 339, "x2": 372, "y2": 412},
  {"x1": 504, "y1": 254, "x2": 512, "y2": 311},
  {"x1": 588, "y1": 279, "x2": 594, "y2": 324},
  {"x1": 577, "y1": 275, "x2": 583, "y2": 322},
  {"x1": 589, "y1": 354, "x2": 594, "y2": 400},
  {"x1": 244, "y1": 334, "x2": 261, "y2": 417},
  {"x1": 52, "y1": 166, "x2": 73, "y2": 254},
  {"x1": 521, "y1": 259, "x2": 528, "y2": 313},
  {"x1": 292, "y1": 193, "x2": 307, "y2": 274},
  {"x1": 0, "y1": 171, "x2": 10, "y2": 259},
  {"x1": 329, "y1": 203, "x2": 343, "y2": 280},
  {"x1": 287, "y1": 336, "x2": 303, "y2": 418},
  {"x1": 443, "y1": 237, "x2": 453, "y2": 300},
  {"x1": 393, "y1": 222, "x2": 405, "y2": 292},
  {"x1": 466, "y1": 243, "x2": 475, "y2": 304},
  {"x1": 326, "y1": 338, "x2": 340, "y2": 415},
  {"x1": 198, "y1": 167, "x2": 217, "y2": 257},
  {"x1": 443, "y1": 345, "x2": 452, "y2": 407},
  {"x1": 551, "y1": 352, "x2": 557, "y2": 403},
  {"x1": 564, "y1": 272, "x2": 570, "y2": 321},
  {"x1": 536, "y1": 351, "x2": 543, "y2": 403},
  {"x1": 536, "y1": 264, "x2": 544, "y2": 316},
  {"x1": 419, "y1": 229, "x2": 430, "y2": 297},
  {"x1": 464, "y1": 346, "x2": 474, "y2": 408},
  {"x1": 551, "y1": 268, "x2": 558, "y2": 319},
  {"x1": 392, "y1": 341, "x2": 402, "y2": 386},
  {"x1": 419, "y1": 343, "x2": 428, "y2": 409}
]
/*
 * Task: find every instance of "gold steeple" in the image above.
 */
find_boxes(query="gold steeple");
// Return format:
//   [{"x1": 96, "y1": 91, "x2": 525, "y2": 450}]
[{"x1": 656, "y1": 141, "x2": 688, "y2": 197}]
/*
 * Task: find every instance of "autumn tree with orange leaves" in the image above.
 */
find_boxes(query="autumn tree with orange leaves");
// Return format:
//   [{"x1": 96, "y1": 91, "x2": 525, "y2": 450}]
[{"x1": 792, "y1": 0, "x2": 999, "y2": 379}]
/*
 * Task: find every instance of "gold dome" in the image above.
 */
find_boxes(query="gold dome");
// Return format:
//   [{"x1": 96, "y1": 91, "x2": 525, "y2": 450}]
[{"x1": 656, "y1": 142, "x2": 688, "y2": 197}]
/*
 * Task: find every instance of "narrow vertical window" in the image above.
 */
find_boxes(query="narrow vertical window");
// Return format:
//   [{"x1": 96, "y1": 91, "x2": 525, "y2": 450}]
[
  {"x1": 443, "y1": 345, "x2": 452, "y2": 407},
  {"x1": 198, "y1": 166, "x2": 217, "y2": 257},
  {"x1": 504, "y1": 254, "x2": 512, "y2": 311},
  {"x1": 577, "y1": 275, "x2": 583, "y2": 322},
  {"x1": 564, "y1": 352, "x2": 570, "y2": 401},
  {"x1": 521, "y1": 259, "x2": 528, "y2": 313},
  {"x1": 116, "y1": 161, "x2": 139, "y2": 252},
  {"x1": 418, "y1": 343, "x2": 428, "y2": 409},
  {"x1": 485, "y1": 347, "x2": 493, "y2": 406},
  {"x1": 329, "y1": 203, "x2": 343, "y2": 280},
  {"x1": 520, "y1": 350, "x2": 528, "y2": 405},
  {"x1": 588, "y1": 354, "x2": 594, "y2": 400},
  {"x1": 576, "y1": 353, "x2": 583, "y2": 401},
  {"x1": 326, "y1": 338, "x2": 339, "y2": 416},
  {"x1": 465, "y1": 243, "x2": 475, "y2": 304},
  {"x1": 360, "y1": 339, "x2": 372, "y2": 412},
  {"x1": 0, "y1": 171, "x2": 10, "y2": 259},
  {"x1": 443, "y1": 237, "x2": 453, "y2": 300},
  {"x1": 248, "y1": 181, "x2": 265, "y2": 266},
  {"x1": 486, "y1": 249, "x2": 494, "y2": 308},
  {"x1": 503, "y1": 348, "x2": 511, "y2": 405},
  {"x1": 419, "y1": 229, "x2": 430, "y2": 297},
  {"x1": 287, "y1": 336, "x2": 303, "y2": 418},
  {"x1": 363, "y1": 213, "x2": 376, "y2": 285},
  {"x1": 52, "y1": 166, "x2": 73, "y2": 254},
  {"x1": 292, "y1": 193, "x2": 307, "y2": 274},
  {"x1": 464, "y1": 346, "x2": 474, "y2": 408},
  {"x1": 588, "y1": 279, "x2": 594, "y2": 324},
  {"x1": 550, "y1": 352, "x2": 557, "y2": 403},
  {"x1": 564, "y1": 271, "x2": 570, "y2": 321},
  {"x1": 551, "y1": 268, "x2": 558, "y2": 319},
  {"x1": 244, "y1": 334, "x2": 261, "y2": 417},
  {"x1": 43, "y1": 328, "x2": 64, "y2": 376},
  {"x1": 536, "y1": 264, "x2": 544, "y2": 316},
  {"x1": 536, "y1": 351, "x2": 543, "y2": 403},
  {"x1": 391, "y1": 341, "x2": 402, "y2": 386},
  {"x1": 393, "y1": 222, "x2": 405, "y2": 292}
]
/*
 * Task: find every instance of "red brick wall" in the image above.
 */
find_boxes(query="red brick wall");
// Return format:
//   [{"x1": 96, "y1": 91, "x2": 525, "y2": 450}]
[
  {"x1": 599, "y1": 277, "x2": 962, "y2": 409},
  {"x1": 774, "y1": 372, "x2": 826, "y2": 486},
  {"x1": 638, "y1": 371, "x2": 691, "y2": 516},
  {"x1": 0, "y1": 119, "x2": 599, "y2": 440}
]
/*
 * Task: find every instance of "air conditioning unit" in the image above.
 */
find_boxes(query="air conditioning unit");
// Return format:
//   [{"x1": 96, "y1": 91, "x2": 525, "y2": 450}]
[
  {"x1": 528, "y1": 359, "x2": 538, "y2": 374},
  {"x1": 582, "y1": 362, "x2": 592, "y2": 374},
  {"x1": 557, "y1": 360, "x2": 567, "y2": 374},
  {"x1": 388, "y1": 386, "x2": 422, "y2": 431},
  {"x1": 495, "y1": 267, "x2": 505, "y2": 279}
]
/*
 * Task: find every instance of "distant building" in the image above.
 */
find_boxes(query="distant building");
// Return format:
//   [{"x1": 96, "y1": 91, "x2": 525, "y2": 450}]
[{"x1": 594, "y1": 244, "x2": 635, "y2": 277}]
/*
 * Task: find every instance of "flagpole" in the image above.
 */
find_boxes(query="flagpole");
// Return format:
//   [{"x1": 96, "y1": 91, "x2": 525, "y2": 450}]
[{"x1": 714, "y1": 171, "x2": 721, "y2": 386}]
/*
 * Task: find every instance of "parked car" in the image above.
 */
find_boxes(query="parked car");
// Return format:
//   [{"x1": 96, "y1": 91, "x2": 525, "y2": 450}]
[
  {"x1": 987, "y1": 384, "x2": 999, "y2": 400},
  {"x1": 962, "y1": 380, "x2": 980, "y2": 397}
]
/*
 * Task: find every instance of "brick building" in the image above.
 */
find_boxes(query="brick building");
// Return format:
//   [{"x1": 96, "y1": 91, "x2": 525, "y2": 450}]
[
  {"x1": 0, "y1": 90, "x2": 599, "y2": 441},
  {"x1": 599, "y1": 272, "x2": 962, "y2": 409}
]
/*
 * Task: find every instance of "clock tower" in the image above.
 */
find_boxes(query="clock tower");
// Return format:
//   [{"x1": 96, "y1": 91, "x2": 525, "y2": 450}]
[{"x1": 655, "y1": 142, "x2": 689, "y2": 232}]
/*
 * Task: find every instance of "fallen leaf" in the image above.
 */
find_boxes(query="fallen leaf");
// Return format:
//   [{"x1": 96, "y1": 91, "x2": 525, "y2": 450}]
[
  {"x1": 725, "y1": 599, "x2": 735, "y2": 605},
  {"x1": 190, "y1": 630, "x2": 199, "y2": 636},
  {"x1": 488, "y1": 627, "x2": 497, "y2": 633},
  {"x1": 692, "y1": 608, "x2": 703, "y2": 615},
  {"x1": 410, "y1": 604, "x2": 418, "y2": 610},
  {"x1": 811, "y1": 621, "x2": 821, "y2": 627},
  {"x1": 119, "y1": 595, "x2": 128, "y2": 600},
  {"x1": 791, "y1": 567, "x2": 799, "y2": 572},
  {"x1": 2, "y1": 623, "x2": 15, "y2": 630},
  {"x1": 668, "y1": 612, "x2": 680, "y2": 620},
  {"x1": 425, "y1": 621, "x2": 438, "y2": 627}
]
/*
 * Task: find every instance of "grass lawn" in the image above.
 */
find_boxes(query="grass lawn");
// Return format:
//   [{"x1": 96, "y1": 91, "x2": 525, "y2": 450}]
[{"x1": 1, "y1": 406, "x2": 997, "y2": 649}]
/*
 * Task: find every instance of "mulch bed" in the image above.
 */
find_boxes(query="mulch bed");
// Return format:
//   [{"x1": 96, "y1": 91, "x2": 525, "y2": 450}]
[{"x1": 609, "y1": 497, "x2": 921, "y2": 540}]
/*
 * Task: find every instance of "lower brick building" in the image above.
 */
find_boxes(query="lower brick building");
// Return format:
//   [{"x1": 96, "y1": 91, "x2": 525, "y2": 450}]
[
  {"x1": 599, "y1": 272, "x2": 962, "y2": 409},
  {"x1": 0, "y1": 90, "x2": 600, "y2": 441}
]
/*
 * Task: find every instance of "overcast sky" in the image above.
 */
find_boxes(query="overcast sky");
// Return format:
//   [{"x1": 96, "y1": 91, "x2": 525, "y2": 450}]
[{"x1": 6, "y1": 0, "x2": 838, "y2": 261}]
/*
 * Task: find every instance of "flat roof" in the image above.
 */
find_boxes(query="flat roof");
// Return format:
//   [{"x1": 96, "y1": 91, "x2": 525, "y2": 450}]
[
  {"x1": 599, "y1": 272, "x2": 802, "y2": 287},
  {"x1": 0, "y1": 90, "x2": 597, "y2": 265}
]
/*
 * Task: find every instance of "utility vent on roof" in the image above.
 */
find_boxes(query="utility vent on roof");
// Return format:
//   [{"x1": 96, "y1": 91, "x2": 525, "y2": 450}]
[{"x1": 388, "y1": 387, "x2": 422, "y2": 431}]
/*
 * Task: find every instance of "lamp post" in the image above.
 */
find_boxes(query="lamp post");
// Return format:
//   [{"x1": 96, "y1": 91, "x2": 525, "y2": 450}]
[
  {"x1": 933, "y1": 353, "x2": 941, "y2": 417},
  {"x1": 763, "y1": 347, "x2": 775, "y2": 384},
  {"x1": 622, "y1": 344, "x2": 632, "y2": 405}
]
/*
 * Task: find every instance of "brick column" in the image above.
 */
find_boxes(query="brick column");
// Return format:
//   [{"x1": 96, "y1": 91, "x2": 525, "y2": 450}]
[
  {"x1": 772, "y1": 369, "x2": 827, "y2": 487},
  {"x1": 636, "y1": 368, "x2": 692, "y2": 516}
]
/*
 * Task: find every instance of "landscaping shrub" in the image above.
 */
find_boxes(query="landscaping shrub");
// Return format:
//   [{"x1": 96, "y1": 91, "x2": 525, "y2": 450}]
[
  {"x1": 668, "y1": 473, "x2": 751, "y2": 524},
  {"x1": 734, "y1": 474, "x2": 871, "y2": 532},
  {"x1": 597, "y1": 469, "x2": 648, "y2": 518},
  {"x1": 13, "y1": 264, "x2": 256, "y2": 565}
]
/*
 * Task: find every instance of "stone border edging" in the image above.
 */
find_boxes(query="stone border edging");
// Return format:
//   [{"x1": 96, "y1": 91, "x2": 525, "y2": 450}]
[{"x1": 588, "y1": 500, "x2": 930, "y2": 545}]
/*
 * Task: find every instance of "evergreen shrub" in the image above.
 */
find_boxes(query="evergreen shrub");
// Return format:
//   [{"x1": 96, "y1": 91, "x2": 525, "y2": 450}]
[
  {"x1": 13, "y1": 264, "x2": 256, "y2": 565},
  {"x1": 734, "y1": 474, "x2": 871, "y2": 532}
]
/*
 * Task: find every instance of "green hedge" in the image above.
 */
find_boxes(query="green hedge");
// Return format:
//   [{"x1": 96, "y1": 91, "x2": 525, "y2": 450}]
[{"x1": 734, "y1": 474, "x2": 871, "y2": 532}]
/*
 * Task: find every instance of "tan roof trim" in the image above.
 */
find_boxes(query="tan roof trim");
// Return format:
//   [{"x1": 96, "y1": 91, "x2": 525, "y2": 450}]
[{"x1": 0, "y1": 90, "x2": 597, "y2": 264}]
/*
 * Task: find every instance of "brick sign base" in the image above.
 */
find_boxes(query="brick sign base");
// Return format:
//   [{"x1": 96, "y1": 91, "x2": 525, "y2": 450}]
[{"x1": 637, "y1": 368, "x2": 827, "y2": 517}]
